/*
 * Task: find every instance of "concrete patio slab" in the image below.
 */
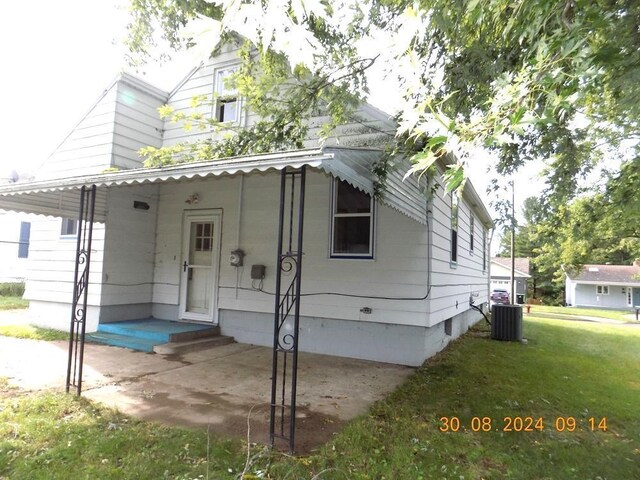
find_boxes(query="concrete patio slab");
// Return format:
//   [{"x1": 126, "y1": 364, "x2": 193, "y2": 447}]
[{"x1": 0, "y1": 331, "x2": 414, "y2": 452}]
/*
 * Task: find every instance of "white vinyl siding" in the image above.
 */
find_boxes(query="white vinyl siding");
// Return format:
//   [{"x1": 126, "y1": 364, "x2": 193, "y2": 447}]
[
  {"x1": 151, "y1": 171, "x2": 431, "y2": 327},
  {"x1": 429, "y1": 181, "x2": 490, "y2": 326},
  {"x1": 162, "y1": 46, "x2": 249, "y2": 148},
  {"x1": 24, "y1": 219, "x2": 105, "y2": 306},
  {"x1": 100, "y1": 185, "x2": 159, "y2": 306},
  {"x1": 37, "y1": 75, "x2": 167, "y2": 180}
]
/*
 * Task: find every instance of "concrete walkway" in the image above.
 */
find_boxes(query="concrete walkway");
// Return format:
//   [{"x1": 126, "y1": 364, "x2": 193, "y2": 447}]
[{"x1": 0, "y1": 310, "x2": 413, "y2": 452}]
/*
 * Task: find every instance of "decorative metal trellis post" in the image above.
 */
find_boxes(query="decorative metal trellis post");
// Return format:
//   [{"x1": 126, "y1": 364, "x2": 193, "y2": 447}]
[
  {"x1": 65, "y1": 184, "x2": 96, "y2": 396},
  {"x1": 270, "y1": 166, "x2": 306, "y2": 453}
]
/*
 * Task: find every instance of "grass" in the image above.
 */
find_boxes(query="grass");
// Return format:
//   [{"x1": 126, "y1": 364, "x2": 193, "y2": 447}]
[
  {"x1": 0, "y1": 390, "x2": 245, "y2": 480},
  {"x1": 1, "y1": 319, "x2": 639, "y2": 479},
  {"x1": 0, "y1": 296, "x2": 28, "y2": 311},
  {"x1": 527, "y1": 304, "x2": 635, "y2": 322},
  {"x1": 263, "y1": 318, "x2": 640, "y2": 479},
  {"x1": 0, "y1": 324, "x2": 68, "y2": 341}
]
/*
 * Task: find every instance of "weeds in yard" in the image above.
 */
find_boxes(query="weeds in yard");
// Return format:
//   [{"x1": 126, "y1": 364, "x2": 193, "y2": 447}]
[
  {"x1": 0, "y1": 324, "x2": 68, "y2": 341},
  {"x1": 0, "y1": 282, "x2": 25, "y2": 297},
  {"x1": 0, "y1": 296, "x2": 28, "y2": 310}
]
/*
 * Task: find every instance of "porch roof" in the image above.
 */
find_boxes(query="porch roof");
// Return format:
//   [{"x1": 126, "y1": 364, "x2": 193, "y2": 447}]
[{"x1": 0, "y1": 147, "x2": 429, "y2": 224}]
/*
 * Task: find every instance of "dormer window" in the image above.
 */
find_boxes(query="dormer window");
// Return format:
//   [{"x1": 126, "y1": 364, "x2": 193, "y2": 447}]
[{"x1": 215, "y1": 67, "x2": 239, "y2": 123}]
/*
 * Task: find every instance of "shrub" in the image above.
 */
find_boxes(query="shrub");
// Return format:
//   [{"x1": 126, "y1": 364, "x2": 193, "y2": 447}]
[{"x1": 0, "y1": 282, "x2": 25, "y2": 297}]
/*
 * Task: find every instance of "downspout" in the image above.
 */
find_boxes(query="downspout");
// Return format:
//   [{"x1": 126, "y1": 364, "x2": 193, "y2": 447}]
[
  {"x1": 488, "y1": 226, "x2": 496, "y2": 311},
  {"x1": 426, "y1": 187, "x2": 432, "y2": 323},
  {"x1": 235, "y1": 174, "x2": 244, "y2": 299}
]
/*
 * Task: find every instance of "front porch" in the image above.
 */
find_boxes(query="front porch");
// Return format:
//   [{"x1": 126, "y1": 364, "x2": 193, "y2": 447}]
[{"x1": 0, "y1": 329, "x2": 413, "y2": 452}]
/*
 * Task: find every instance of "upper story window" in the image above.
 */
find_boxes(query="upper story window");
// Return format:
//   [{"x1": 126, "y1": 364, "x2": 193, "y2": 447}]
[
  {"x1": 451, "y1": 194, "x2": 459, "y2": 264},
  {"x1": 330, "y1": 179, "x2": 374, "y2": 258},
  {"x1": 60, "y1": 218, "x2": 78, "y2": 237},
  {"x1": 470, "y1": 215, "x2": 475, "y2": 253},
  {"x1": 215, "y1": 67, "x2": 239, "y2": 123}
]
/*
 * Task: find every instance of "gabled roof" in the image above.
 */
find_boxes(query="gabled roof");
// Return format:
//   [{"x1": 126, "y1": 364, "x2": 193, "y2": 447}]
[
  {"x1": 566, "y1": 264, "x2": 640, "y2": 286},
  {"x1": 491, "y1": 257, "x2": 530, "y2": 277}
]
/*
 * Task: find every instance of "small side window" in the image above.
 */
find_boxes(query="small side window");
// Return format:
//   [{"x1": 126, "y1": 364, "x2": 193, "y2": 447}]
[
  {"x1": 61, "y1": 218, "x2": 78, "y2": 237},
  {"x1": 470, "y1": 216, "x2": 475, "y2": 253},
  {"x1": 482, "y1": 228, "x2": 486, "y2": 272},
  {"x1": 330, "y1": 179, "x2": 374, "y2": 258},
  {"x1": 18, "y1": 222, "x2": 31, "y2": 258},
  {"x1": 450, "y1": 194, "x2": 459, "y2": 264}
]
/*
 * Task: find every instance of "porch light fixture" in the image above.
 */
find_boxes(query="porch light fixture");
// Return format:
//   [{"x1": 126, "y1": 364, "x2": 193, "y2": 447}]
[{"x1": 185, "y1": 193, "x2": 200, "y2": 205}]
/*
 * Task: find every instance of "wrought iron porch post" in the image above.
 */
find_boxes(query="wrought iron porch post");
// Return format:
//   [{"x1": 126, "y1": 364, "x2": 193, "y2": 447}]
[
  {"x1": 65, "y1": 184, "x2": 96, "y2": 395},
  {"x1": 269, "y1": 166, "x2": 307, "y2": 453}
]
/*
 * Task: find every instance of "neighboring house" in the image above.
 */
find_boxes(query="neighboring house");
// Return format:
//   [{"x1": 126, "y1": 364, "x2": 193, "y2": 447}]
[
  {"x1": 0, "y1": 211, "x2": 32, "y2": 282},
  {"x1": 490, "y1": 257, "x2": 530, "y2": 304},
  {"x1": 565, "y1": 261, "x2": 640, "y2": 309},
  {"x1": 0, "y1": 43, "x2": 493, "y2": 366}
]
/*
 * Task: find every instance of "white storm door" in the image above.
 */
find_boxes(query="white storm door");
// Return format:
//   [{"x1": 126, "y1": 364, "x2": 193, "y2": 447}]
[{"x1": 179, "y1": 211, "x2": 221, "y2": 323}]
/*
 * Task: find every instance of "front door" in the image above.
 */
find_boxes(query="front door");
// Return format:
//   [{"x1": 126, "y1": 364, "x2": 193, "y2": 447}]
[{"x1": 179, "y1": 210, "x2": 221, "y2": 323}]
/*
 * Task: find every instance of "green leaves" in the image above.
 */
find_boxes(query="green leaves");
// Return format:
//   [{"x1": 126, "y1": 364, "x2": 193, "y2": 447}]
[{"x1": 124, "y1": 0, "x2": 640, "y2": 220}]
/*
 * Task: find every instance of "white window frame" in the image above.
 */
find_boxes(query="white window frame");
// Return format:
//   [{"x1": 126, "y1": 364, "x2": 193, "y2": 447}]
[
  {"x1": 627, "y1": 287, "x2": 633, "y2": 307},
  {"x1": 482, "y1": 228, "x2": 486, "y2": 272},
  {"x1": 450, "y1": 194, "x2": 459, "y2": 265},
  {"x1": 469, "y1": 215, "x2": 475, "y2": 254},
  {"x1": 213, "y1": 64, "x2": 241, "y2": 124},
  {"x1": 60, "y1": 218, "x2": 78, "y2": 238},
  {"x1": 596, "y1": 285, "x2": 609, "y2": 295},
  {"x1": 330, "y1": 178, "x2": 375, "y2": 259}
]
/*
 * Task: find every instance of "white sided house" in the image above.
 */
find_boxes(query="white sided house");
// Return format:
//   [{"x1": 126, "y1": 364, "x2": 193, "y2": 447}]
[
  {"x1": 490, "y1": 257, "x2": 530, "y2": 304},
  {"x1": 0, "y1": 211, "x2": 32, "y2": 282},
  {"x1": 0, "y1": 47, "x2": 493, "y2": 367},
  {"x1": 565, "y1": 262, "x2": 640, "y2": 310}
]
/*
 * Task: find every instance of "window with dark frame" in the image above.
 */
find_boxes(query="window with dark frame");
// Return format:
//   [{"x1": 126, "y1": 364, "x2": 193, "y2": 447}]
[
  {"x1": 194, "y1": 222, "x2": 214, "y2": 252},
  {"x1": 470, "y1": 216, "x2": 475, "y2": 253},
  {"x1": 60, "y1": 218, "x2": 78, "y2": 237},
  {"x1": 18, "y1": 221, "x2": 30, "y2": 259},
  {"x1": 215, "y1": 67, "x2": 239, "y2": 123},
  {"x1": 482, "y1": 228, "x2": 486, "y2": 272},
  {"x1": 451, "y1": 194, "x2": 458, "y2": 264},
  {"x1": 331, "y1": 179, "x2": 374, "y2": 258}
]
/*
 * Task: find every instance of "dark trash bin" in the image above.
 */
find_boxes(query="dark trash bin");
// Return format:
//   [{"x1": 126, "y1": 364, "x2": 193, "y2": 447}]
[{"x1": 516, "y1": 293, "x2": 525, "y2": 304}]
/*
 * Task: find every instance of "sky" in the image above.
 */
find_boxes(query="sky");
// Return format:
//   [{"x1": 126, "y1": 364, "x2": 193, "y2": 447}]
[{"x1": 0, "y1": 0, "x2": 546, "y2": 247}]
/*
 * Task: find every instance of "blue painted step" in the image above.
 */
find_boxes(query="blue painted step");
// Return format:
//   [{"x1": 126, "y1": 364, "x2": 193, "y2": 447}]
[
  {"x1": 86, "y1": 331, "x2": 159, "y2": 353},
  {"x1": 86, "y1": 319, "x2": 220, "y2": 353}
]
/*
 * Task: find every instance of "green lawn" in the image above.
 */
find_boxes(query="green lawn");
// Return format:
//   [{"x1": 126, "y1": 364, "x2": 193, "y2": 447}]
[
  {"x1": 1, "y1": 319, "x2": 639, "y2": 479},
  {"x1": 0, "y1": 296, "x2": 28, "y2": 311},
  {"x1": 527, "y1": 304, "x2": 636, "y2": 322}
]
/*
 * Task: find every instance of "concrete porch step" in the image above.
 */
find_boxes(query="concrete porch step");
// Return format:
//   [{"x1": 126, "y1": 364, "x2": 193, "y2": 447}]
[
  {"x1": 87, "y1": 319, "x2": 228, "y2": 353},
  {"x1": 153, "y1": 335, "x2": 235, "y2": 355},
  {"x1": 86, "y1": 331, "x2": 158, "y2": 353},
  {"x1": 97, "y1": 319, "x2": 219, "y2": 343}
]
